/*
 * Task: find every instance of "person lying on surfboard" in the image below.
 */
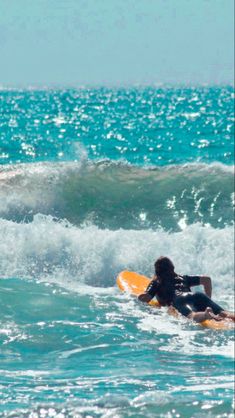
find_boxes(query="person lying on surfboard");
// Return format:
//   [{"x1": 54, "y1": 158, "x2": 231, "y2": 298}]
[{"x1": 138, "y1": 256, "x2": 235, "y2": 323}]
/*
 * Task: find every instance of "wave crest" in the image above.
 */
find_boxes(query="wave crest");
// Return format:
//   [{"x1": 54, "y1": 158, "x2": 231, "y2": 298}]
[{"x1": 0, "y1": 161, "x2": 234, "y2": 230}]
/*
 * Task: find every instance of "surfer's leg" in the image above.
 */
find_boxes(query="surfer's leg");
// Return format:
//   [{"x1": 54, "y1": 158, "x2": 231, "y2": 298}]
[
  {"x1": 173, "y1": 294, "x2": 195, "y2": 317},
  {"x1": 192, "y1": 292, "x2": 224, "y2": 315},
  {"x1": 173, "y1": 294, "x2": 223, "y2": 323},
  {"x1": 184, "y1": 293, "x2": 234, "y2": 322}
]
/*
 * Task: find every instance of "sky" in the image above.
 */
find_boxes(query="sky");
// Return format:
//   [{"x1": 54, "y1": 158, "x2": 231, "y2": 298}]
[{"x1": 0, "y1": 0, "x2": 234, "y2": 86}]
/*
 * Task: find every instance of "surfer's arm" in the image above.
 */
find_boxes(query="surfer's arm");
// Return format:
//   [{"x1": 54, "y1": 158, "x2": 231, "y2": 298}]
[
  {"x1": 199, "y1": 276, "x2": 212, "y2": 298},
  {"x1": 138, "y1": 293, "x2": 153, "y2": 303},
  {"x1": 186, "y1": 275, "x2": 212, "y2": 298},
  {"x1": 138, "y1": 279, "x2": 158, "y2": 303}
]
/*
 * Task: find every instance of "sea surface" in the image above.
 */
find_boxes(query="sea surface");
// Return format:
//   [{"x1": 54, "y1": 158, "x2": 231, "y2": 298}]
[{"x1": 0, "y1": 86, "x2": 234, "y2": 417}]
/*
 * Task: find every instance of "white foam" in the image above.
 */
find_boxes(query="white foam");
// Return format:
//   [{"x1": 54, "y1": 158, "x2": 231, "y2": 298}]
[{"x1": 0, "y1": 215, "x2": 233, "y2": 306}]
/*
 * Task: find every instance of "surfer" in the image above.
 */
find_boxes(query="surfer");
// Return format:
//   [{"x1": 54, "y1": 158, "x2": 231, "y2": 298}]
[{"x1": 138, "y1": 256, "x2": 235, "y2": 323}]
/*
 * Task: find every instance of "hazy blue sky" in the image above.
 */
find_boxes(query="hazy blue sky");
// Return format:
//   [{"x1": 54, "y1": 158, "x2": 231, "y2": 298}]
[{"x1": 0, "y1": 0, "x2": 234, "y2": 86}]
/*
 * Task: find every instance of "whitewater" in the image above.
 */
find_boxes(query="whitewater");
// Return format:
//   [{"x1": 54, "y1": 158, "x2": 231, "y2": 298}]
[{"x1": 0, "y1": 86, "x2": 234, "y2": 417}]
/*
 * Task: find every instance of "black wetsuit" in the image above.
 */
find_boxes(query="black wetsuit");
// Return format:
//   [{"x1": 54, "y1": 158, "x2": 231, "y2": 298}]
[{"x1": 146, "y1": 275, "x2": 223, "y2": 317}]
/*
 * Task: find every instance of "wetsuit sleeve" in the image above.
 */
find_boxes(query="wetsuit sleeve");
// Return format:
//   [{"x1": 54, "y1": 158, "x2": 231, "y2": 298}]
[
  {"x1": 145, "y1": 280, "x2": 159, "y2": 298},
  {"x1": 184, "y1": 275, "x2": 200, "y2": 287}
]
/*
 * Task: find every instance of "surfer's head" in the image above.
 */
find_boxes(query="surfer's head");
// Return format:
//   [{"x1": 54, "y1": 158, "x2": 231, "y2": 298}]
[{"x1": 154, "y1": 256, "x2": 175, "y2": 279}]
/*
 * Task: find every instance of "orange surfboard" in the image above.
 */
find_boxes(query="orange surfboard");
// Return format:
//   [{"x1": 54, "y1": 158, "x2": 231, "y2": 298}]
[{"x1": 116, "y1": 271, "x2": 234, "y2": 330}]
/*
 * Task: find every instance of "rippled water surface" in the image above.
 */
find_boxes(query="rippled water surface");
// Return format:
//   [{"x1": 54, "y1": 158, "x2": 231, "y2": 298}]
[
  {"x1": 1, "y1": 278, "x2": 234, "y2": 418},
  {"x1": 0, "y1": 87, "x2": 234, "y2": 166}
]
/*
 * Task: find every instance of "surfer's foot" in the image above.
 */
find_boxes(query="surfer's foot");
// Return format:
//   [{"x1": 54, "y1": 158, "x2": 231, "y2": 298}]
[
  {"x1": 218, "y1": 311, "x2": 235, "y2": 322},
  {"x1": 189, "y1": 308, "x2": 222, "y2": 323},
  {"x1": 204, "y1": 307, "x2": 223, "y2": 321}
]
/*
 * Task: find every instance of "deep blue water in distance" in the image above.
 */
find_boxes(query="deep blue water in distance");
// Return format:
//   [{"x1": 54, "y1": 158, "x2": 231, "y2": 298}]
[{"x1": 0, "y1": 86, "x2": 234, "y2": 417}]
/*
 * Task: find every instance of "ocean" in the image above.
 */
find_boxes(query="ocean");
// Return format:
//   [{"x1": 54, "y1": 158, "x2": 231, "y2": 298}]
[{"x1": 0, "y1": 86, "x2": 234, "y2": 417}]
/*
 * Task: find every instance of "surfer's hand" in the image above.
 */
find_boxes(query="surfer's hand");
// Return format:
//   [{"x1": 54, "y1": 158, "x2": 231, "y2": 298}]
[{"x1": 138, "y1": 293, "x2": 152, "y2": 303}]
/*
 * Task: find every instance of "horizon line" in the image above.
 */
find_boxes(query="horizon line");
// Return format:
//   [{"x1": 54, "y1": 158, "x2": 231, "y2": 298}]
[{"x1": 0, "y1": 81, "x2": 234, "y2": 91}]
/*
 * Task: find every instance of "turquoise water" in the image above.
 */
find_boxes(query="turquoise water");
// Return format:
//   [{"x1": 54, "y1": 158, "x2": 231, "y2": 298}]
[
  {"x1": 0, "y1": 87, "x2": 234, "y2": 417},
  {"x1": 1, "y1": 87, "x2": 234, "y2": 166}
]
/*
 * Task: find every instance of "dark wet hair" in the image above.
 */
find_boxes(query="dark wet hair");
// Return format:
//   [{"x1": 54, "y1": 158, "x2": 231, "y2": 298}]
[{"x1": 154, "y1": 256, "x2": 175, "y2": 279}]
